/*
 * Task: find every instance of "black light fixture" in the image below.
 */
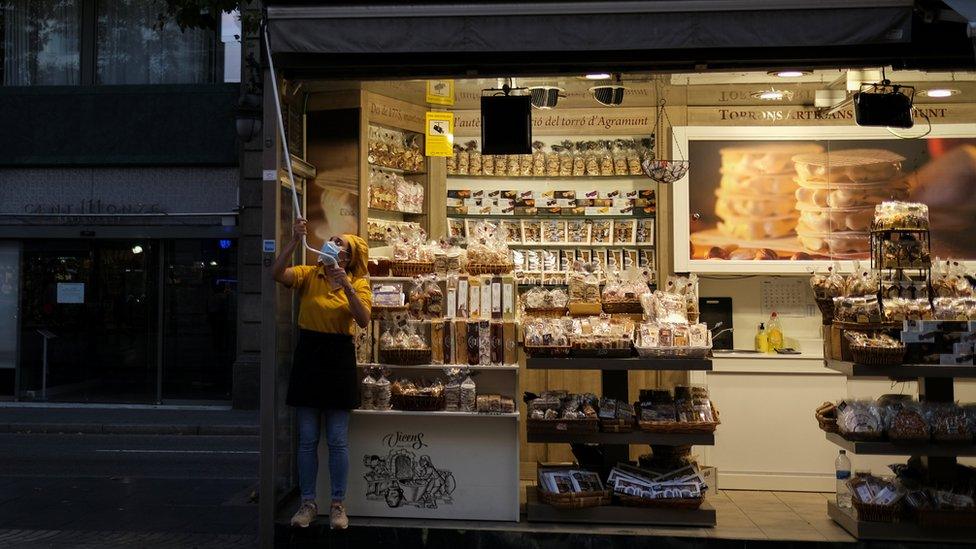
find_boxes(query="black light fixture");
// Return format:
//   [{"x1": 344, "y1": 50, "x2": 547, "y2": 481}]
[
  {"x1": 528, "y1": 86, "x2": 565, "y2": 110},
  {"x1": 854, "y1": 81, "x2": 915, "y2": 129},
  {"x1": 590, "y1": 74, "x2": 626, "y2": 107}
]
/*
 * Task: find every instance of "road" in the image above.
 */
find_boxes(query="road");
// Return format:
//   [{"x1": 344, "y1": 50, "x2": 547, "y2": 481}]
[{"x1": 0, "y1": 433, "x2": 259, "y2": 548}]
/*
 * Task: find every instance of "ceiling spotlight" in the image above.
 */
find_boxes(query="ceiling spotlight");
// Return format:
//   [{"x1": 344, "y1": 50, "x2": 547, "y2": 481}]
[
  {"x1": 769, "y1": 70, "x2": 811, "y2": 78},
  {"x1": 209, "y1": 260, "x2": 219, "y2": 267},
  {"x1": 591, "y1": 85, "x2": 626, "y2": 107},
  {"x1": 528, "y1": 86, "x2": 565, "y2": 110},
  {"x1": 584, "y1": 73, "x2": 611, "y2": 80},
  {"x1": 131, "y1": 245, "x2": 143, "y2": 254},
  {"x1": 922, "y1": 88, "x2": 960, "y2": 98},
  {"x1": 751, "y1": 88, "x2": 794, "y2": 101}
]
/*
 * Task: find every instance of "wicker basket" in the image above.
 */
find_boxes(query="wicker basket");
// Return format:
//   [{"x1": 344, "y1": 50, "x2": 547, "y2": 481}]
[
  {"x1": 616, "y1": 494, "x2": 704, "y2": 510},
  {"x1": 917, "y1": 508, "x2": 976, "y2": 528},
  {"x1": 524, "y1": 307, "x2": 569, "y2": 318},
  {"x1": 466, "y1": 263, "x2": 514, "y2": 276},
  {"x1": 527, "y1": 417, "x2": 599, "y2": 435},
  {"x1": 600, "y1": 418, "x2": 634, "y2": 433},
  {"x1": 390, "y1": 261, "x2": 435, "y2": 277},
  {"x1": 391, "y1": 392, "x2": 445, "y2": 411},
  {"x1": 524, "y1": 345, "x2": 571, "y2": 358},
  {"x1": 816, "y1": 298, "x2": 835, "y2": 325},
  {"x1": 850, "y1": 344, "x2": 905, "y2": 366},
  {"x1": 536, "y1": 485, "x2": 611, "y2": 509},
  {"x1": 379, "y1": 348, "x2": 432, "y2": 365},
  {"x1": 853, "y1": 500, "x2": 900, "y2": 523},
  {"x1": 638, "y1": 408, "x2": 720, "y2": 434},
  {"x1": 602, "y1": 301, "x2": 644, "y2": 314},
  {"x1": 815, "y1": 402, "x2": 839, "y2": 434}
]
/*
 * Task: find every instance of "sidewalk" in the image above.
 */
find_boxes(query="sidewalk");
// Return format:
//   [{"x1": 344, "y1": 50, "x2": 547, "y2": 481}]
[{"x1": 0, "y1": 406, "x2": 258, "y2": 436}]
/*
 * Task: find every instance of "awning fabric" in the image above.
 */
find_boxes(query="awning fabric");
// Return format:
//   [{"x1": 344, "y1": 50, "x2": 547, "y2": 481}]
[{"x1": 266, "y1": 1, "x2": 913, "y2": 57}]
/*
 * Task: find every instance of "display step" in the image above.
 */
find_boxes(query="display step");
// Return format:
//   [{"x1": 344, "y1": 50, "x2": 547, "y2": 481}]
[
  {"x1": 528, "y1": 431, "x2": 714, "y2": 446},
  {"x1": 825, "y1": 432, "x2": 976, "y2": 457},
  {"x1": 358, "y1": 363, "x2": 519, "y2": 371},
  {"x1": 825, "y1": 359, "x2": 976, "y2": 379},
  {"x1": 525, "y1": 491, "x2": 715, "y2": 527},
  {"x1": 352, "y1": 410, "x2": 519, "y2": 418},
  {"x1": 526, "y1": 356, "x2": 712, "y2": 371},
  {"x1": 827, "y1": 501, "x2": 976, "y2": 543}
]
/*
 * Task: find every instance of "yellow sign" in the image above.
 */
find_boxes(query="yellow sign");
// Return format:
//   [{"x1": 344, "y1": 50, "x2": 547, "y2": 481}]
[
  {"x1": 426, "y1": 80, "x2": 455, "y2": 106},
  {"x1": 425, "y1": 112, "x2": 455, "y2": 157}
]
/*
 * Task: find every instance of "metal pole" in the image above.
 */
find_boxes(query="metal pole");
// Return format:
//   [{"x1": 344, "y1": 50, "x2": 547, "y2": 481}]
[
  {"x1": 156, "y1": 242, "x2": 164, "y2": 405},
  {"x1": 262, "y1": 24, "x2": 321, "y2": 259}
]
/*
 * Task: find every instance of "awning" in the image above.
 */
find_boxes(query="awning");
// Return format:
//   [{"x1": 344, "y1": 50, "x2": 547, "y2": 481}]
[
  {"x1": 268, "y1": 1, "x2": 911, "y2": 53},
  {"x1": 264, "y1": 1, "x2": 934, "y2": 77}
]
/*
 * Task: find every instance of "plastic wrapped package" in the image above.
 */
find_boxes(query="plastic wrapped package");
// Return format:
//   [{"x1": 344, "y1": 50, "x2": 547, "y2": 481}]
[
  {"x1": 792, "y1": 149, "x2": 905, "y2": 185},
  {"x1": 927, "y1": 404, "x2": 972, "y2": 442},
  {"x1": 873, "y1": 200, "x2": 930, "y2": 230},
  {"x1": 833, "y1": 296, "x2": 883, "y2": 323},
  {"x1": 836, "y1": 400, "x2": 884, "y2": 439},
  {"x1": 360, "y1": 372, "x2": 377, "y2": 410},
  {"x1": 373, "y1": 371, "x2": 392, "y2": 410},
  {"x1": 883, "y1": 402, "x2": 930, "y2": 442},
  {"x1": 459, "y1": 374, "x2": 477, "y2": 413}
]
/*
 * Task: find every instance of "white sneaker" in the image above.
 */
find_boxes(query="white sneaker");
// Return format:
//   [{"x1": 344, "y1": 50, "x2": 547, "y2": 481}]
[
  {"x1": 330, "y1": 503, "x2": 349, "y2": 530},
  {"x1": 290, "y1": 500, "x2": 317, "y2": 528}
]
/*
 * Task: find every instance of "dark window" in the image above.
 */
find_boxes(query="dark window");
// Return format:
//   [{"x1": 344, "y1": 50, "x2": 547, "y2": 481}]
[
  {"x1": 0, "y1": 0, "x2": 81, "y2": 85},
  {"x1": 96, "y1": 0, "x2": 219, "y2": 84}
]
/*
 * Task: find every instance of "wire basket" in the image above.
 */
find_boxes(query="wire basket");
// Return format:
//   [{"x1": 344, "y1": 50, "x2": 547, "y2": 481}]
[
  {"x1": 390, "y1": 261, "x2": 435, "y2": 277},
  {"x1": 602, "y1": 300, "x2": 644, "y2": 314},
  {"x1": 391, "y1": 392, "x2": 445, "y2": 411},
  {"x1": 815, "y1": 402, "x2": 839, "y2": 434},
  {"x1": 816, "y1": 298, "x2": 835, "y2": 325},
  {"x1": 850, "y1": 344, "x2": 905, "y2": 366},
  {"x1": 527, "y1": 417, "x2": 599, "y2": 435},
  {"x1": 536, "y1": 485, "x2": 611, "y2": 509},
  {"x1": 600, "y1": 418, "x2": 635, "y2": 433},
  {"x1": 523, "y1": 307, "x2": 569, "y2": 318},
  {"x1": 638, "y1": 408, "x2": 720, "y2": 434},
  {"x1": 524, "y1": 345, "x2": 571, "y2": 358},
  {"x1": 635, "y1": 346, "x2": 712, "y2": 359},
  {"x1": 642, "y1": 159, "x2": 689, "y2": 184},
  {"x1": 853, "y1": 500, "x2": 901, "y2": 523},
  {"x1": 379, "y1": 348, "x2": 432, "y2": 365}
]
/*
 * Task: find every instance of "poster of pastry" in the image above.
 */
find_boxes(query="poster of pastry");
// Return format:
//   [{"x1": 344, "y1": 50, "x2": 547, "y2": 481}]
[{"x1": 678, "y1": 129, "x2": 976, "y2": 268}]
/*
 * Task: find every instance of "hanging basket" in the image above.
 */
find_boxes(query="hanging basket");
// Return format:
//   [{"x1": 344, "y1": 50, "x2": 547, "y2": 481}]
[{"x1": 642, "y1": 159, "x2": 689, "y2": 184}]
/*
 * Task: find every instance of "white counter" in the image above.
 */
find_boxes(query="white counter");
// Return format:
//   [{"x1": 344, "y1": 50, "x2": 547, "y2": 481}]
[{"x1": 694, "y1": 352, "x2": 976, "y2": 492}]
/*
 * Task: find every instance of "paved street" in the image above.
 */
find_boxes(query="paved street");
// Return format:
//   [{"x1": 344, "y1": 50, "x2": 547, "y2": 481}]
[{"x1": 0, "y1": 433, "x2": 259, "y2": 548}]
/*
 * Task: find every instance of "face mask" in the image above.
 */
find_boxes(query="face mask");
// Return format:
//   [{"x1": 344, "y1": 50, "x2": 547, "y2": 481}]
[{"x1": 319, "y1": 241, "x2": 340, "y2": 266}]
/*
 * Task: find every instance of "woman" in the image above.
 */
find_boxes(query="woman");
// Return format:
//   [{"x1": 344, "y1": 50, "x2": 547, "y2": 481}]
[{"x1": 273, "y1": 218, "x2": 371, "y2": 530}]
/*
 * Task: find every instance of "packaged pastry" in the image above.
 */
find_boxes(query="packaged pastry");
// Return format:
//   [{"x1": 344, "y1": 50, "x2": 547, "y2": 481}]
[
  {"x1": 360, "y1": 372, "x2": 377, "y2": 410},
  {"x1": 373, "y1": 371, "x2": 391, "y2": 410},
  {"x1": 522, "y1": 220, "x2": 542, "y2": 244},
  {"x1": 532, "y1": 141, "x2": 546, "y2": 176},
  {"x1": 444, "y1": 369, "x2": 461, "y2": 411},
  {"x1": 567, "y1": 220, "x2": 590, "y2": 244},
  {"x1": 873, "y1": 200, "x2": 930, "y2": 230},
  {"x1": 836, "y1": 400, "x2": 883, "y2": 439},
  {"x1": 833, "y1": 296, "x2": 883, "y2": 323},
  {"x1": 613, "y1": 219, "x2": 636, "y2": 245},
  {"x1": 884, "y1": 402, "x2": 930, "y2": 442},
  {"x1": 460, "y1": 374, "x2": 477, "y2": 413},
  {"x1": 465, "y1": 141, "x2": 482, "y2": 176},
  {"x1": 591, "y1": 219, "x2": 612, "y2": 244},
  {"x1": 542, "y1": 220, "x2": 567, "y2": 244},
  {"x1": 636, "y1": 219, "x2": 654, "y2": 244},
  {"x1": 927, "y1": 404, "x2": 972, "y2": 442}
]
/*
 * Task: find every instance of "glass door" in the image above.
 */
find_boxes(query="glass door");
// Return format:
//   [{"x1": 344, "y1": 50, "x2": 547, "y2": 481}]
[{"x1": 19, "y1": 240, "x2": 159, "y2": 403}]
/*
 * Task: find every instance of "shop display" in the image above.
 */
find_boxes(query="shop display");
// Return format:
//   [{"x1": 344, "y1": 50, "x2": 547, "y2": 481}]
[
  {"x1": 818, "y1": 397, "x2": 976, "y2": 443},
  {"x1": 872, "y1": 201, "x2": 930, "y2": 231},
  {"x1": 367, "y1": 125, "x2": 425, "y2": 173},
  {"x1": 449, "y1": 138, "x2": 650, "y2": 178},
  {"x1": 570, "y1": 316, "x2": 635, "y2": 357},
  {"x1": 522, "y1": 286, "x2": 569, "y2": 315},
  {"x1": 636, "y1": 386, "x2": 719, "y2": 433},
  {"x1": 360, "y1": 367, "x2": 392, "y2": 411},
  {"x1": 889, "y1": 459, "x2": 976, "y2": 527},
  {"x1": 368, "y1": 219, "x2": 422, "y2": 243}
]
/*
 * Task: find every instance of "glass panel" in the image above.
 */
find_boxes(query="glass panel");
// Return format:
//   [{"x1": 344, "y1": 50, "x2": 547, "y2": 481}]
[
  {"x1": 162, "y1": 239, "x2": 237, "y2": 401},
  {"x1": 96, "y1": 0, "x2": 217, "y2": 85},
  {"x1": 0, "y1": 241, "x2": 18, "y2": 395},
  {"x1": 1, "y1": 0, "x2": 81, "y2": 86},
  {"x1": 18, "y1": 240, "x2": 157, "y2": 403}
]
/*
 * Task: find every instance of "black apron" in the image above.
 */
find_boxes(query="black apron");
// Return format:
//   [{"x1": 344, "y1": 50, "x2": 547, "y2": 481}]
[{"x1": 286, "y1": 329, "x2": 360, "y2": 410}]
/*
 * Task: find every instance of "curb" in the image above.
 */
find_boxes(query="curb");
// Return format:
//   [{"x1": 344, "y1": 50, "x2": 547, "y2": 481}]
[{"x1": 5, "y1": 423, "x2": 258, "y2": 436}]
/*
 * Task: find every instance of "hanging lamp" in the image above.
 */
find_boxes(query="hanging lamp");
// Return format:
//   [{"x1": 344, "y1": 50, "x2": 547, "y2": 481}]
[{"x1": 642, "y1": 98, "x2": 689, "y2": 184}]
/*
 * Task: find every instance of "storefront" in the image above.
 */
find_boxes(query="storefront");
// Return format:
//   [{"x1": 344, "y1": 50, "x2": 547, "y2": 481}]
[
  {"x1": 0, "y1": 168, "x2": 240, "y2": 404},
  {"x1": 259, "y1": 2, "x2": 976, "y2": 547}
]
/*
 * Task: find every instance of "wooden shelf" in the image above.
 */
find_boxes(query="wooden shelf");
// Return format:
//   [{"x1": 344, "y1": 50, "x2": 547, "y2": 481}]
[
  {"x1": 449, "y1": 174, "x2": 649, "y2": 180},
  {"x1": 828, "y1": 501, "x2": 976, "y2": 543},
  {"x1": 507, "y1": 243, "x2": 653, "y2": 249},
  {"x1": 526, "y1": 490, "x2": 715, "y2": 526},
  {"x1": 358, "y1": 363, "x2": 519, "y2": 371},
  {"x1": 825, "y1": 432, "x2": 976, "y2": 457},
  {"x1": 526, "y1": 356, "x2": 712, "y2": 371},
  {"x1": 528, "y1": 431, "x2": 714, "y2": 446},
  {"x1": 824, "y1": 359, "x2": 976, "y2": 379},
  {"x1": 368, "y1": 207, "x2": 427, "y2": 217},
  {"x1": 353, "y1": 410, "x2": 519, "y2": 418},
  {"x1": 448, "y1": 213, "x2": 654, "y2": 220},
  {"x1": 369, "y1": 164, "x2": 426, "y2": 176}
]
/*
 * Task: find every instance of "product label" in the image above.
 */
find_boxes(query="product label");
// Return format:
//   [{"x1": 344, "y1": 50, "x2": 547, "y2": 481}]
[
  {"x1": 491, "y1": 282, "x2": 502, "y2": 313},
  {"x1": 836, "y1": 471, "x2": 851, "y2": 480},
  {"x1": 446, "y1": 289, "x2": 456, "y2": 319}
]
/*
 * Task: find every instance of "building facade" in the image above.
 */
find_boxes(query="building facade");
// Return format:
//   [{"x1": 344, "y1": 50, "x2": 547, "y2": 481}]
[{"x1": 0, "y1": 1, "x2": 258, "y2": 407}]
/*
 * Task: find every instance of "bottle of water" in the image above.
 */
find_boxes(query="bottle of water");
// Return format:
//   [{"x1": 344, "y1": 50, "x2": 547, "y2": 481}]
[{"x1": 835, "y1": 450, "x2": 852, "y2": 509}]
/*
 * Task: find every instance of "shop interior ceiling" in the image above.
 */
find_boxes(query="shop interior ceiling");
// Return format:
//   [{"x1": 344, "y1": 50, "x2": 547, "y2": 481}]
[
  {"x1": 300, "y1": 69, "x2": 976, "y2": 108},
  {"x1": 269, "y1": 1, "x2": 976, "y2": 80}
]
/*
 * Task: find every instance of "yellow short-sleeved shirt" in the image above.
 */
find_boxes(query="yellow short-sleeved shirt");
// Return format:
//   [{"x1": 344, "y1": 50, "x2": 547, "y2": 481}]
[{"x1": 289, "y1": 264, "x2": 372, "y2": 335}]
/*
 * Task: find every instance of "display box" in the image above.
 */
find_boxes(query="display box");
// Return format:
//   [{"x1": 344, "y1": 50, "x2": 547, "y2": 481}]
[{"x1": 567, "y1": 220, "x2": 591, "y2": 244}]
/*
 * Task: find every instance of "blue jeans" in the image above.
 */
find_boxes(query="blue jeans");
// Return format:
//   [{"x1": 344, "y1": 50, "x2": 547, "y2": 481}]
[{"x1": 296, "y1": 407, "x2": 350, "y2": 502}]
